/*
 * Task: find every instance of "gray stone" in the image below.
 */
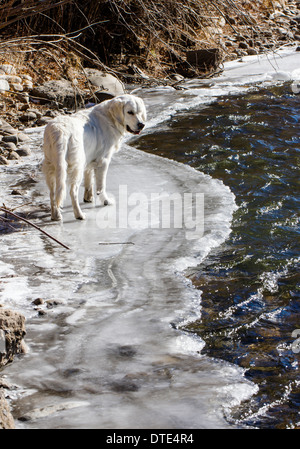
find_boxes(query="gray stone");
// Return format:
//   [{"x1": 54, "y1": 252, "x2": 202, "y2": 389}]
[
  {"x1": 0, "y1": 390, "x2": 15, "y2": 429},
  {"x1": 11, "y1": 189, "x2": 23, "y2": 195},
  {"x1": 30, "y1": 79, "x2": 87, "y2": 108},
  {"x1": 0, "y1": 308, "x2": 26, "y2": 368},
  {"x1": 11, "y1": 83, "x2": 23, "y2": 92},
  {"x1": 2, "y1": 135, "x2": 18, "y2": 144},
  {"x1": 16, "y1": 146, "x2": 31, "y2": 157},
  {"x1": 16, "y1": 92, "x2": 30, "y2": 103},
  {"x1": 84, "y1": 69, "x2": 125, "y2": 103},
  {"x1": 247, "y1": 48, "x2": 258, "y2": 55},
  {"x1": 7, "y1": 151, "x2": 20, "y2": 160},
  {"x1": 0, "y1": 79, "x2": 10, "y2": 92},
  {"x1": 1, "y1": 142, "x2": 17, "y2": 151},
  {"x1": 84, "y1": 69, "x2": 125, "y2": 96},
  {"x1": 20, "y1": 111, "x2": 37, "y2": 122},
  {"x1": 0, "y1": 155, "x2": 8, "y2": 165},
  {"x1": 0, "y1": 64, "x2": 16, "y2": 75},
  {"x1": 36, "y1": 116, "x2": 53, "y2": 126},
  {"x1": 239, "y1": 41, "x2": 249, "y2": 49},
  {"x1": 32, "y1": 298, "x2": 44, "y2": 306}
]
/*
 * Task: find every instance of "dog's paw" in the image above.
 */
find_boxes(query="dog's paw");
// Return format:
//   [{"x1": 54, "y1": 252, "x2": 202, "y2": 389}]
[
  {"x1": 51, "y1": 210, "x2": 62, "y2": 221},
  {"x1": 84, "y1": 198, "x2": 93, "y2": 203},
  {"x1": 76, "y1": 212, "x2": 86, "y2": 220},
  {"x1": 84, "y1": 189, "x2": 94, "y2": 203},
  {"x1": 103, "y1": 197, "x2": 114, "y2": 206},
  {"x1": 98, "y1": 192, "x2": 114, "y2": 206}
]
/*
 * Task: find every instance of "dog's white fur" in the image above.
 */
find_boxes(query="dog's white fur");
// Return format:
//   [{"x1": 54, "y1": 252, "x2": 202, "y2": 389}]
[{"x1": 42, "y1": 94, "x2": 146, "y2": 220}]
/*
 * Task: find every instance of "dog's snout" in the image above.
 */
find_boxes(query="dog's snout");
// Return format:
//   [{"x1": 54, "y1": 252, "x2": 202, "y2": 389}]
[{"x1": 138, "y1": 122, "x2": 145, "y2": 130}]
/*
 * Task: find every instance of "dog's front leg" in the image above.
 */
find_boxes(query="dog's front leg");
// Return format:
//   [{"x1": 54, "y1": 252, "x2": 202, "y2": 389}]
[{"x1": 95, "y1": 157, "x2": 112, "y2": 206}]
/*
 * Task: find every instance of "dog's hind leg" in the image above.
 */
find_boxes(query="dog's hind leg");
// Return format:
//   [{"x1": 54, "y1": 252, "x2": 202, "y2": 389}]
[
  {"x1": 83, "y1": 167, "x2": 94, "y2": 203},
  {"x1": 42, "y1": 159, "x2": 62, "y2": 221},
  {"x1": 69, "y1": 164, "x2": 85, "y2": 220}
]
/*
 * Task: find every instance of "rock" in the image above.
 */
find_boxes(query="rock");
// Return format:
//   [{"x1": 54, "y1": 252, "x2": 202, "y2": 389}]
[
  {"x1": 27, "y1": 108, "x2": 42, "y2": 118},
  {"x1": 185, "y1": 48, "x2": 223, "y2": 72},
  {"x1": 16, "y1": 146, "x2": 31, "y2": 157},
  {"x1": 247, "y1": 48, "x2": 258, "y2": 55},
  {"x1": 21, "y1": 74, "x2": 33, "y2": 82},
  {"x1": 166, "y1": 73, "x2": 185, "y2": 82},
  {"x1": 2, "y1": 133, "x2": 29, "y2": 144},
  {"x1": 46, "y1": 299, "x2": 61, "y2": 308},
  {"x1": 0, "y1": 309, "x2": 26, "y2": 368},
  {"x1": 84, "y1": 69, "x2": 125, "y2": 101},
  {"x1": 7, "y1": 151, "x2": 20, "y2": 160},
  {"x1": 32, "y1": 298, "x2": 44, "y2": 306},
  {"x1": 11, "y1": 83, "x2": 23, "y2": 92},
  {"x1": 36, "y1": 116, "x2": 53, "y2": 126},
  {"x1": 5, "y1": 75, "x2": 22, "y2": 84},
  {"x1": 37, "y1": 309, "x2": 47, "y2": 316},
  {"x1": 0, "y1": 64, "x2": 16, "y2": 75},
  {"x1": 22, "y1": 80, "x2": 33, "y2": 90},
  {"x1": 239, "y1": 41, "x2": 249, "y2": 49},
  {"x1": 0, "y1": 79, "x2": 10, "y2": 92},
  {"x1": 20, "y1": 111, "x2": 37, "y2": 122},
  {"x1": 0, "y1": 390, "x2": 15, "y2": 429},
  {"x1": 45, "y1": 109, "x2": 59, "y2": 117},
  {"x1": 0, "y1": 155, "x2": 8, "y2": 165},
  {"x1": 0, "y1": 118, "x2": 17, "y2": 134},
  {"x1": 30, "y1": 79, "x2": 87, "y2": 108},
  {"x1": 1, "y1": 142, "x2": 17, "y2": 151},
  {"x1": 16, "y1": 92, "x2": 30, "y2": 104}
]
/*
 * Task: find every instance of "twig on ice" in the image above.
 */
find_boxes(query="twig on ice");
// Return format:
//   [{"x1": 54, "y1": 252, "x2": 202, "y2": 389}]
[{"x1": 0, "y1": 206, "x2": 70, "y2": 250}]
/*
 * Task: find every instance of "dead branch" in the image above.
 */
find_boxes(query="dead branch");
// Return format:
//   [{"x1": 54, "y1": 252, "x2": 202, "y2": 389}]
[{"x1": 0, "y1": 207, "x2": 70, "y2": 250}]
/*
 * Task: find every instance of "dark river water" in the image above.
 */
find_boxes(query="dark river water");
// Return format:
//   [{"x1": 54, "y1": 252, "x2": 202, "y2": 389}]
[{"x1": 134, "y1": 83, "x2": 300, "y2": 429}]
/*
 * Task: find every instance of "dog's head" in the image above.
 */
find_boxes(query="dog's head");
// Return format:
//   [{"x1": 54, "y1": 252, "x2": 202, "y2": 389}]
[{"x1": 108, "y1": 94, "x2": 147, "y2": 135}]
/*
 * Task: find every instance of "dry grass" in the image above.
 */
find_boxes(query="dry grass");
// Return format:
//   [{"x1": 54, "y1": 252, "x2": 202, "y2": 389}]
[{"x1": 0, "y1": 0, "x2": 296, "y2": 79}]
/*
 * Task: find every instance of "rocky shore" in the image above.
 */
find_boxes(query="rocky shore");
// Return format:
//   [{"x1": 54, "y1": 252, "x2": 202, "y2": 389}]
[
  {"x1": 0, "y1": 0, "x2": 300, "y2": 430},
  {"x1": 0, "y1": 308, "x2": 26, "y2": 428}
]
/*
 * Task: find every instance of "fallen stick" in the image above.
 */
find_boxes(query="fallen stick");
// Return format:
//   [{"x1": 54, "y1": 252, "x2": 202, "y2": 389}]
[
  {"x1": 0, "y1": 207, "x2": 70, "y2": 250},
  {"x1": 98, "y1": 242, "x2": 134, "y2": 245}
]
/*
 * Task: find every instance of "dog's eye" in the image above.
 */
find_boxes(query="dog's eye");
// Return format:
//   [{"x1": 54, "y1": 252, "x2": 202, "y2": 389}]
[{"x1": 127, "y1": 111, "x2": 134, "y2": 115}]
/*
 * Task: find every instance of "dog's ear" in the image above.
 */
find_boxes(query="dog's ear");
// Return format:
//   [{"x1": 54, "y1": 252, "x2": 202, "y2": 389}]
[{"x1": 107, "y1": 97, "x2": 125, "y2": 126}]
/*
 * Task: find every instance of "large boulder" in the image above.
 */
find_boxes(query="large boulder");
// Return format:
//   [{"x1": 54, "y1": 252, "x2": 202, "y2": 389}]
[
  {"x1": 84, "y1": 69, "x2": 125, "y2": 103},
  {"x1": 0, "y1": 308, "x2": 26, "y2": 430},
  {"x1": 30, "y1": 79, "x2": 87, "y2": 108},
  {"x1": 0, "y1": 308, "x2": 26, "y2": 367},
  {"x1": 30, "y1": 71, "x2": 125, "y2": 108},
  {"x1": 0, "y1": 390, "x2": 15, "y2": 429}
]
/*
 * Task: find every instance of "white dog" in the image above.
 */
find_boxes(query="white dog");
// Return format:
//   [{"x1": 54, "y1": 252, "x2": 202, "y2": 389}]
[{"x1": 42, "y1": 94, "x2": 146, "y2": 220}]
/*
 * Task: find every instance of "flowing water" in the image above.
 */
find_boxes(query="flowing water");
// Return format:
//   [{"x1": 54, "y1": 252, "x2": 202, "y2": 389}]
[
  {"x1": 0, "y1": 48, "x2": 299, "y2": 429},
  {"x1": 133, "y1": 83, "x2": 300, "y2": 429}
]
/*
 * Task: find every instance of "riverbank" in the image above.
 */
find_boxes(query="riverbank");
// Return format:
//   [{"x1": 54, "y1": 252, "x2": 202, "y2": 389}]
[{"x1": 0, "y1": 0, "x2": 299, "y2": 140}]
